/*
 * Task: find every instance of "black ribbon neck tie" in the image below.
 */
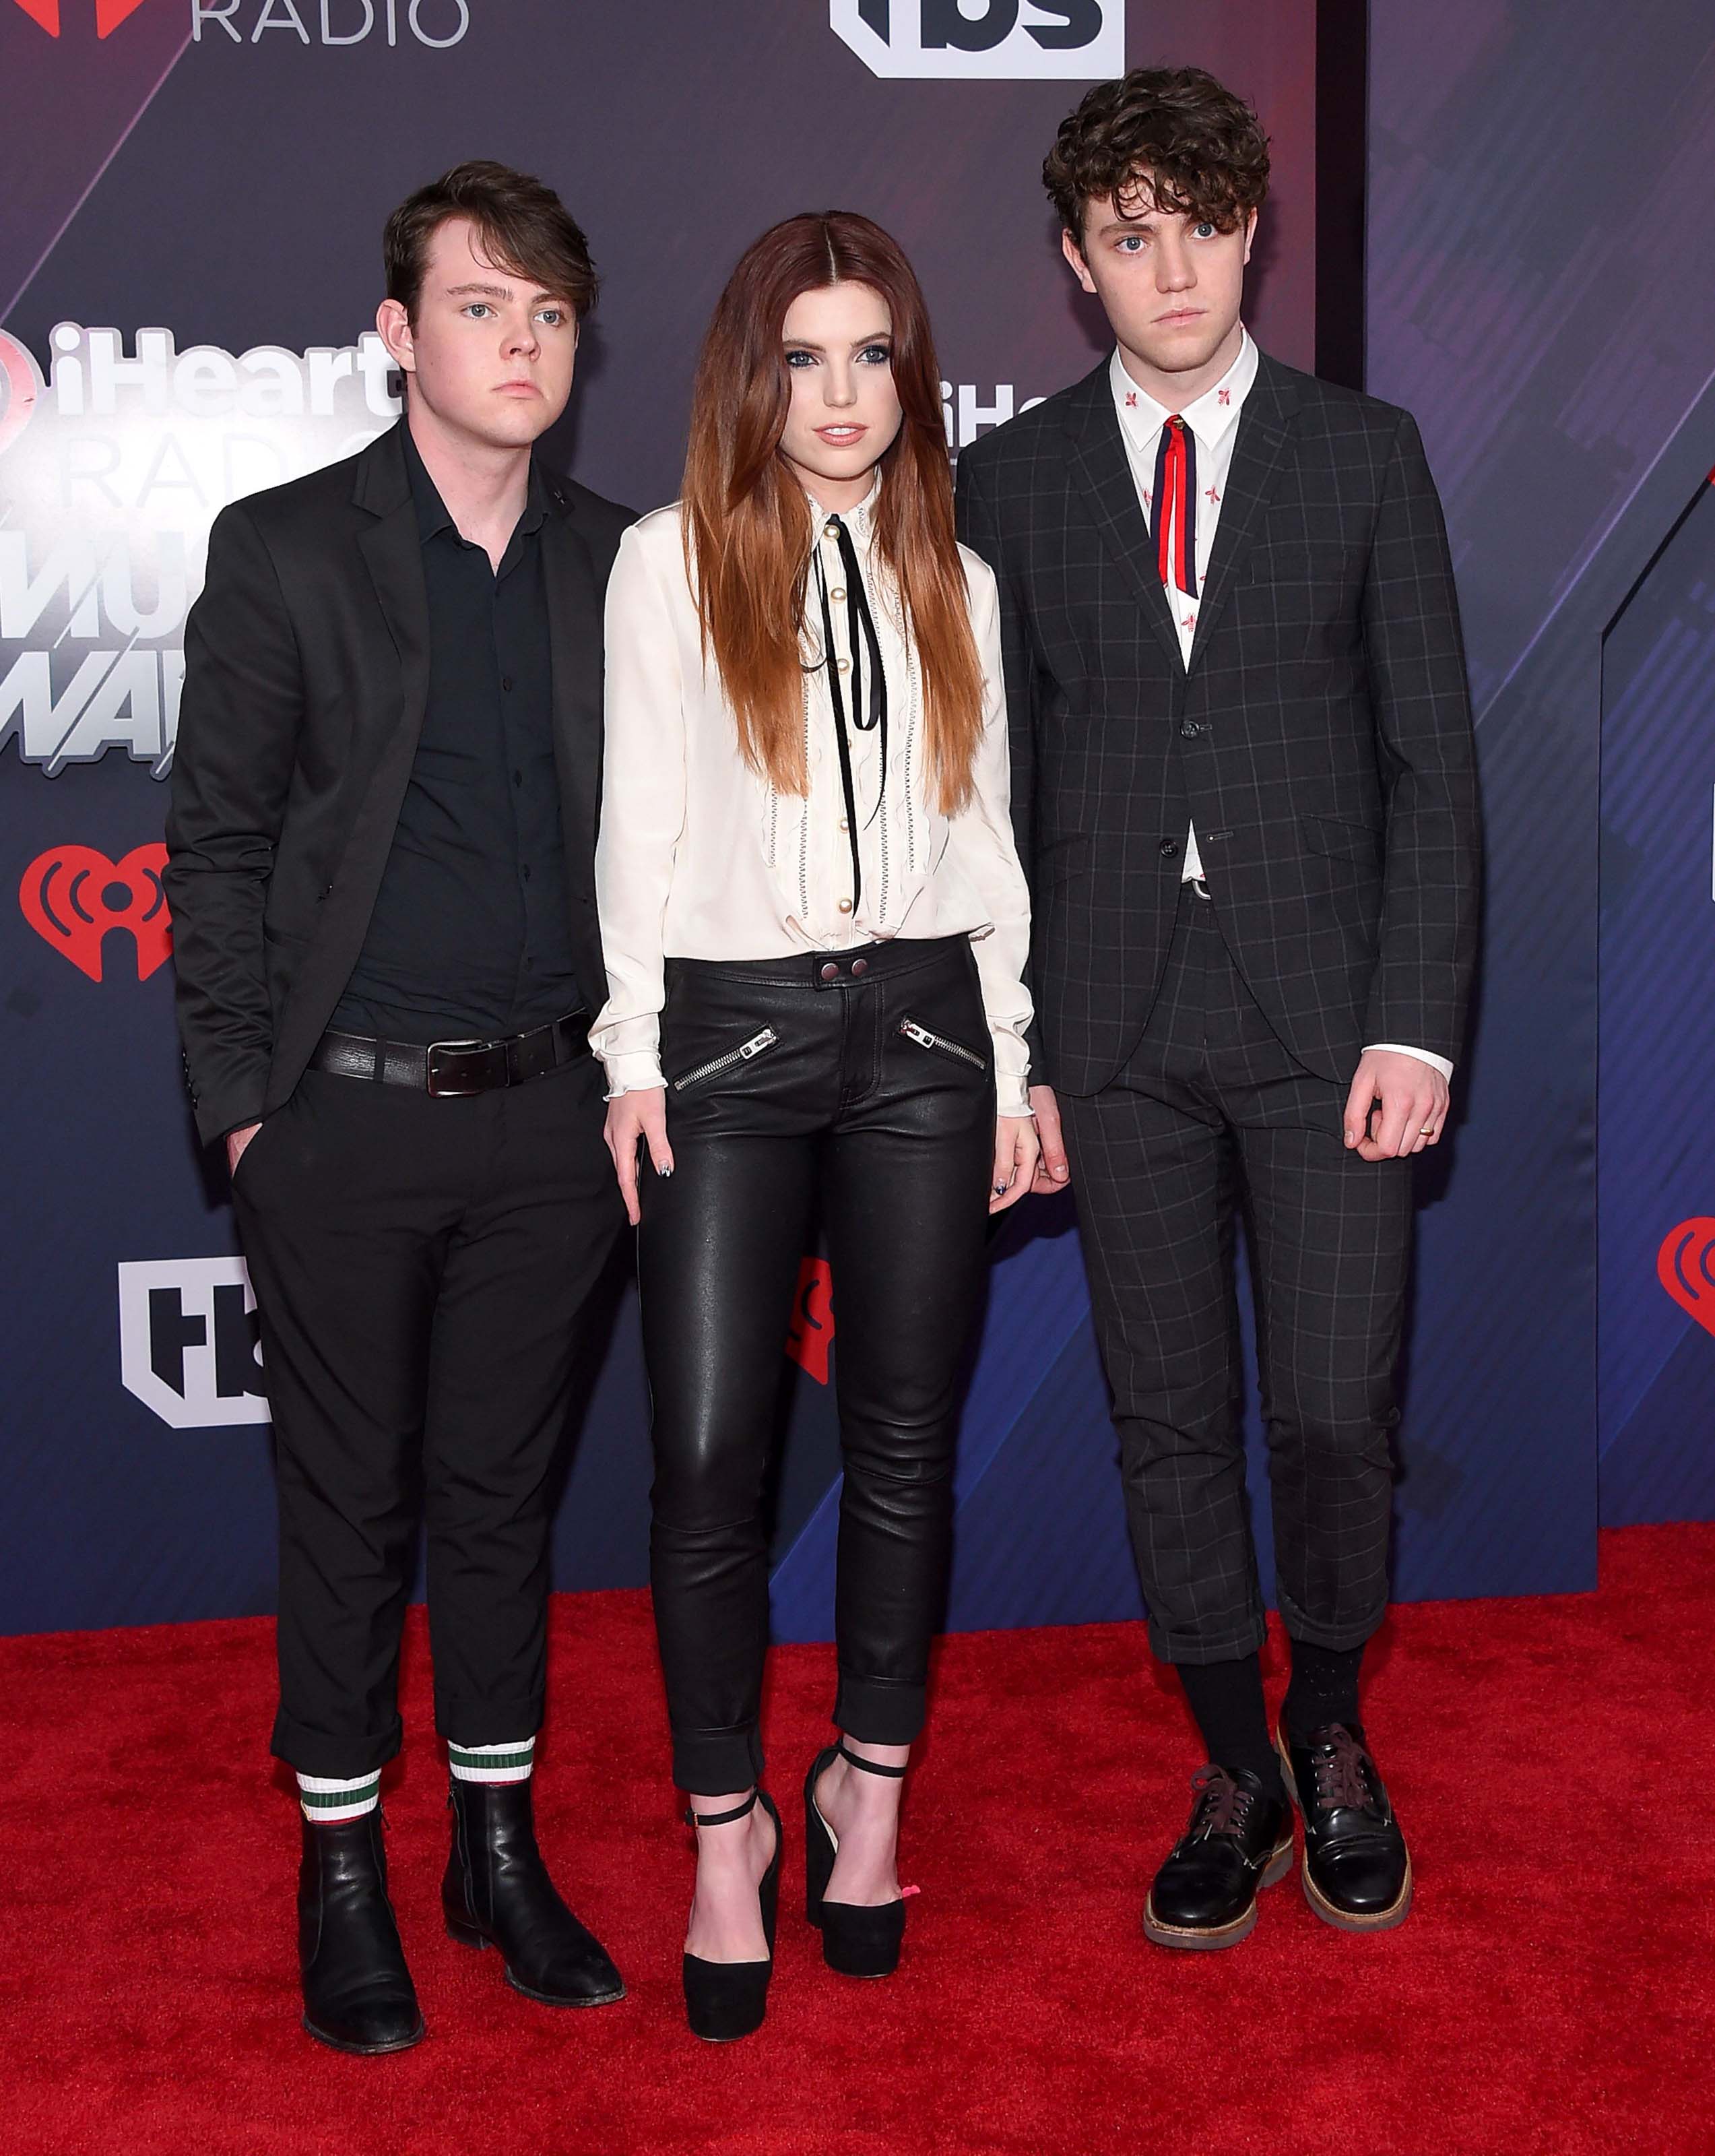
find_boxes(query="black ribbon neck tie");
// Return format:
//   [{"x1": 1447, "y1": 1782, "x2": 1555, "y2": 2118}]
[{"x1": 812, "y1": 515, "x2": 888, "y2": 914}]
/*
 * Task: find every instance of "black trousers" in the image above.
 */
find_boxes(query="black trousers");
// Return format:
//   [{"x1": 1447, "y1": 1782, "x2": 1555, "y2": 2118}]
[
  {"x1": 1059, "y1": 888, "x2": 1413, "y2": 1666},
  {"x1": 638, "y1": 937, "x2": 996, "y2": 1794},
  {"x1": 233, "y1": 1049, "x2": 624, "y2": 1780}
]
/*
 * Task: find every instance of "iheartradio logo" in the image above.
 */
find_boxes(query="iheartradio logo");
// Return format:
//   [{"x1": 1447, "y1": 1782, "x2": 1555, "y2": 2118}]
[
  {"x1": 1658, "y1": 1218, "x2": 1715, "y2": 1339},
  {"x1": 786, "y1": 1256, "x2": 835, "y2": 1384},
  {"x1": 6, "y1": 0, "x2": 472, "y2": 40},
  {"x1": 19, "y1": 842, "x2": 172, "y2": 982},
  {"x1": 6, "y1": 0, "x2": 152, "y2": 33}
]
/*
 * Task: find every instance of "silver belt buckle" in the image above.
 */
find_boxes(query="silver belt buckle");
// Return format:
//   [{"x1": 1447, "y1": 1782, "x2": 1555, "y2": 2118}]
[{"x1": 425, "y1": 1036, "x2": 498, "y2": 1097}]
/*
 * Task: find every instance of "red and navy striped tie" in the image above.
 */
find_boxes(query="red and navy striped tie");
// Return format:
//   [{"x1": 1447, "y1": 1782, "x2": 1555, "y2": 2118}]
[{"x1": 1151, "y1": 415, "x2": 1198, "y2": 597}]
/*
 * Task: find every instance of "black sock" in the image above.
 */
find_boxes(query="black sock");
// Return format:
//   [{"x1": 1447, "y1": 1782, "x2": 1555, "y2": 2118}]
[
  {"x1": 1175, "y1": 1653, "x2": 1284, "y2": 1798},
  {"x1": 1283, "y1": 1639, "x2": 1365, "y2": 1745}
]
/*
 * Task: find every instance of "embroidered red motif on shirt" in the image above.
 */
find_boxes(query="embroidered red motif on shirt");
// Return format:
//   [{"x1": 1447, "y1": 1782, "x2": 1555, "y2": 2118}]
[
  {"x1": 1125, "y1": 391, "x2": 1138, "y2": 407},
  {"x1": 1217, "y1": 388, "x2": 1231, "y2": 406},
  {"x1": 1206, "y1": 485, "x2": 1221, "y2": 506},
  {"x1": 1182, "y1": 612, "x2": 1198, "y2": 632}
]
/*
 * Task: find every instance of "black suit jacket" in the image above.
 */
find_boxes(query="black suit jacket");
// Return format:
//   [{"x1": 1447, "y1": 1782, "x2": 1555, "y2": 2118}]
[
  {"x1": 954, "y1": 350, "x2": 1481, "y2": 1098},
  {"x1": 165, "y1": 423, "x2": 633, "y2": 1147}
]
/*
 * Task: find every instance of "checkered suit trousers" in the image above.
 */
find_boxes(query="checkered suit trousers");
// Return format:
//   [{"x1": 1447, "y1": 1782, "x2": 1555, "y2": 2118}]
[
  {"x1": 1060, "y1": 885, "x2": 1412, "y2": 1663},
  {"x1": 957, "y1": 345, "x2": 1477, "y2": 1665}
]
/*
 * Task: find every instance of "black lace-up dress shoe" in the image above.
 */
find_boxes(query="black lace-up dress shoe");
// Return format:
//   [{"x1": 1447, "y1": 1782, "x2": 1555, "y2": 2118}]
[
  {"x1": 443, "y1": 1779, "x2": 624, "y2": 2006},
  {"x1": 1143, "y1": 1765, "x2": 1295, "y2": 1951},
  {"x1": 1276, "y1": 1722, "x2": 1412, "y2": 1931},
  {"x1": 298, "y1": 1811, "x2": 425, "y2": 2055}
]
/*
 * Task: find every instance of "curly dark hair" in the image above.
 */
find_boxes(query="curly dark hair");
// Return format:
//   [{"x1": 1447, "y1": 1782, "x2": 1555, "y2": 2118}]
[{"x1": 1043, "y1": 66, "x2": 1270, "y2": 239}]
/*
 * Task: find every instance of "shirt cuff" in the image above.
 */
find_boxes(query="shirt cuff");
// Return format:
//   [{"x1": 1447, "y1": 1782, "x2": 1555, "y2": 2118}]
[
  {"x1": 996, "y1": 1075, "x2": 1033, "y2": 1119},
  {"x1": 1363, "y1": 1043, "x2": 1454, "y2": 1083},
  {"x1": 599, "y1": 1050, "x2": 666, "y2": 1100}
]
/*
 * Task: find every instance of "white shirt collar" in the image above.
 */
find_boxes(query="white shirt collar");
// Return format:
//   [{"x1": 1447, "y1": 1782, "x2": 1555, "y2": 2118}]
[
  {"x1": 805, "y1": 470, "x2": 882, "y2": 545},
  {"x1": 1110, "y1": 326, "x2": 1258, "y2": 459}
]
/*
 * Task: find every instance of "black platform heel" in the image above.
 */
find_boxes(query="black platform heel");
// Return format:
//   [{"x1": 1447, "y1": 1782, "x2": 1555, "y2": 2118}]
[
  {"x1": 680, "y1": 1789, "x2": 782, "y2": 2042},
  {"x1": 804, "y1": 1743, "x2": 907, "y2": 1977}
]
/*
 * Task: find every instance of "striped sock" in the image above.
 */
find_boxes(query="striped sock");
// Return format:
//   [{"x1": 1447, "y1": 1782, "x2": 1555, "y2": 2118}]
[
  {"x1": 296, "y1": 1770, "x2": 381, "y2": 1824},
  {"x1": 448, "y1": 1736, "x2": 536, "y2": 1785}
]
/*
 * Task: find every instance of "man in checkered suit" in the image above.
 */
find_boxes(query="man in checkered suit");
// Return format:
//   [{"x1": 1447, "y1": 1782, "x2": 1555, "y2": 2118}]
[{"x1": 956, "y1": 67, "x2": 1479, "y2": 1950}]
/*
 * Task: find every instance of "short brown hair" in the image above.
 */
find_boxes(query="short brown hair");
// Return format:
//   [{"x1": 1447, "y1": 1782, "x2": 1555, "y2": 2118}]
[
  {"x1": 383, "y1": 160, "x2": 598, "y2": 321},
  {"x1": 1044, "y1": 67, "x2": 1270, "y2": 239}
]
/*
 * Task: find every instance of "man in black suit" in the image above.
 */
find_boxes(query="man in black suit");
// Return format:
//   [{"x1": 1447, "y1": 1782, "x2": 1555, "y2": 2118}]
[
  {"x1": 166, "y1": 163, "x2": 633, "y2": 2051},
  {"x1": 957, "y1": 69, "x2": 1479, "y2": 1951}
]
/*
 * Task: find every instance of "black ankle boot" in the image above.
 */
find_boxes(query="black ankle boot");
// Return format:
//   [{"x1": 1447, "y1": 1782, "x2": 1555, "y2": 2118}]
[
  {"x1": 443, "y1": 1777, "x2": 624, "y2": 2006},
  {"x1": 298, "y1": 1809, "x2": 424, "y2": 2055}
]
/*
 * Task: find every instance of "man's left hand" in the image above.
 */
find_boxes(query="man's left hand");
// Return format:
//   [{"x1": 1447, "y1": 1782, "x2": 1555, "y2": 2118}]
[{"x1": 1342, "y1": 1051, "x2": 1450, "y2": 1161}]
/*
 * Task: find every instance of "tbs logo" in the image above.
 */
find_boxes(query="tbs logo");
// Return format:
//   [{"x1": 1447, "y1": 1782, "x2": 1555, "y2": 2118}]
[
  {"x1": 119, "y1": 1257, "x2": 270, "y2": 1430},
  {"x1": 832, "y1": 0, "x2": 1123, "y2": 79}
]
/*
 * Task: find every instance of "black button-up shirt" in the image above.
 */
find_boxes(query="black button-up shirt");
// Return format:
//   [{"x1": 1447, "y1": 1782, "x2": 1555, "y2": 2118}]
[{"x1": 333, "y1": 428, "x2": 582, "y2": 1044}]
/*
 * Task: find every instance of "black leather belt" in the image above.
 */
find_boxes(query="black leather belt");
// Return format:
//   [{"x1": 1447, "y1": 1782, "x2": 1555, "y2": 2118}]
[{"x1": 310, "y1": 1011, "x2": 590, "y2": 1097}]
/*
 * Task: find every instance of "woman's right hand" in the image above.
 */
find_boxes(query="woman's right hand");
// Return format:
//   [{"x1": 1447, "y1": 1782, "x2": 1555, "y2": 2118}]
[{"x1": 603, "y1": 1087, "x2": 674, "y2": 1226}]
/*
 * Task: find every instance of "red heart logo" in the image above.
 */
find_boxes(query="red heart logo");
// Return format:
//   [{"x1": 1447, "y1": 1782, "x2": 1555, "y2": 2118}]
[
  {"x1": 19, "y1": 843, "x2": 172, "y2": 982},
  {"x1": 1657, "y1": 1219, "x2": 1715, "y2": 1337},
  {"x1": 96, "y1": 0, "x2": 151, "y2": 35},
  {"x1": 0, "y1": 331, "x2": 44, "y2": 459},
  {"x1": 785, "y1": 1256, "x2": 835, "y2": 1384}
]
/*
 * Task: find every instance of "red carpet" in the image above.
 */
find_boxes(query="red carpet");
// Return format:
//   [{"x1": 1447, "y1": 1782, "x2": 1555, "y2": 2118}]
[{"x1": 2, "y1": 1526, "x2": 1712, "y2": 2156}]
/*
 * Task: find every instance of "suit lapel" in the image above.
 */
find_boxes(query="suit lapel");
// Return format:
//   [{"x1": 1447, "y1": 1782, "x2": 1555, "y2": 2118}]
[
  {"x1": 540, "y1": 493, "x2": 604, "y2": 893},
  {"x1": 353, "y1": 427, "x2": 432, "y2": 759},
  {"x1": 1060, "y1": 365, "x2": 1184, "y2": 672},
  {"x1": 342, "y1": 431, "x2": 434, "y2": 899},
  {"x1": 1186, "y1": 354, "x2": 1301, "y2": 671}
]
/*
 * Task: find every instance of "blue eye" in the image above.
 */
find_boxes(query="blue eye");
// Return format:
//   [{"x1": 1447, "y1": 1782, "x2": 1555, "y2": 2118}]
[
  {"x1": 785, "y1": 350, "x2": 816, "y2": 368},
  {"x1": 858, "y1": 345, "x2": 892, "y2": 366},
  {"x1": 1194, "y1": 222, "x2": 1217, "y2": 239},
  {"x1": 1117, "y1": 235, "x2": 1145, "y2": 252}
]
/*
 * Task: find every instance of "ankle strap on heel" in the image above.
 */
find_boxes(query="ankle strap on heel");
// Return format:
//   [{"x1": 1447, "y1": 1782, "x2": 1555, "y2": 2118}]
[
  {"x1": 686, "y1": 1789, "x2": 759, "y2": 1829},
  {"x1": 837, "y1": 1742, "x2": 906, "y2": 1779}
]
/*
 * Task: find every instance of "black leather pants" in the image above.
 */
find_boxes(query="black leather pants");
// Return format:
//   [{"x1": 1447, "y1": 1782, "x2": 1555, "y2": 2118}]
[{"x1": 637, "y1": 936, "x2": 996, "y2": 1794}]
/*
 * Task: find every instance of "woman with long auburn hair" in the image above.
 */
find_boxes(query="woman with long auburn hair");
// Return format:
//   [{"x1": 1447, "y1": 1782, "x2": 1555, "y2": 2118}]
[{"x1": 591, "y1": 212, "x2": 1038, "y2": 2040}]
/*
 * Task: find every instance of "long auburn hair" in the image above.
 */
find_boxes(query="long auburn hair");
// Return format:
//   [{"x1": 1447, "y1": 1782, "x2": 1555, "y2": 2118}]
[{"x1": 682, "y1": 212, "x2": 984, "y2": 815}]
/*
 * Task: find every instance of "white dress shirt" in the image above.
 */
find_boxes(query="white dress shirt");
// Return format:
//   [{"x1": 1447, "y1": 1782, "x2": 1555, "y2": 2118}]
[
  {"x1": 1109, "y1": 330, "x2": 1452, "y2": 1083},
  {"x1": 591, "y1": 484, "x2": 1035, "y2": 1116}
]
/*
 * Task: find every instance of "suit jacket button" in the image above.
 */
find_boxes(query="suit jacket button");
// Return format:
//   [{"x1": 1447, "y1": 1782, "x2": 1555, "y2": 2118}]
[
  {"x1": 1179, "y1": 720, "x2": 1202, "y2": 738},
  {"x1": 1159, "y1": 839, "x2": 1181, "y2": 859}
]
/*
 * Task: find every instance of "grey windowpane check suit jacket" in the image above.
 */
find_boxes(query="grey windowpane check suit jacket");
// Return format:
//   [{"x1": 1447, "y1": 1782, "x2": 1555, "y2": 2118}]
[{"x1": 954, "y1": 349, "x2": 1481, "y2": 1099}]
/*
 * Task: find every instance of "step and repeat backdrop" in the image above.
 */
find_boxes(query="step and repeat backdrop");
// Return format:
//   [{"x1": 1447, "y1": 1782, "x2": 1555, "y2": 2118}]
[
  {"x1": 1367, "y1": 0, "x2": 1715, "y2": 1542},
  {"x1": 4, "y1": 0, "x2": 1680, "y2": 1643}
]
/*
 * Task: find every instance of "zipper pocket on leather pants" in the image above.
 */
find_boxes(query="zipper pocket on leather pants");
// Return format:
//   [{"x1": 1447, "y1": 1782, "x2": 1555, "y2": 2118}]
[
  {"x1": 898, "y1": 1017, "x2": 987, "y2": 1070},
  {"x1": 670, "y1": 1026, "x2": 779, "y2": 1091}
]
